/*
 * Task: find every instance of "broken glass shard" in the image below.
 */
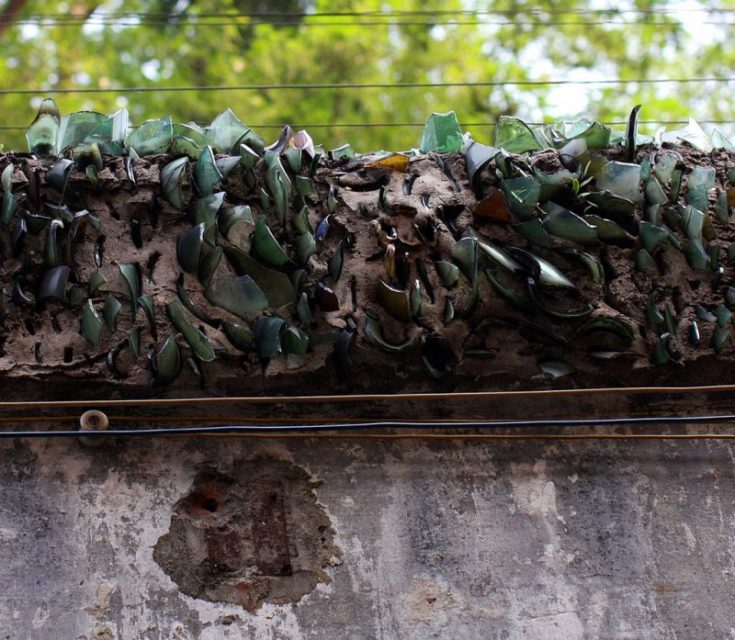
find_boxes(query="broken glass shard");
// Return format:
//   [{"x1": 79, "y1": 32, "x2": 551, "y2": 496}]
[{"x1": 419, "y1": 111, "x2": 463, "y2": 154}]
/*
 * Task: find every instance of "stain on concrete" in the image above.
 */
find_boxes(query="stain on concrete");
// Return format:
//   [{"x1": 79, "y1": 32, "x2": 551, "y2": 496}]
[{"x1": 153, "y1": 458, "x2": 340, "y2": 612}]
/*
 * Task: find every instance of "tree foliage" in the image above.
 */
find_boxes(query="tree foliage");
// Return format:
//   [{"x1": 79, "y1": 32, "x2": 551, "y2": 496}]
[{"x1": 0, "y1": 0, "x2": 734, "y2": 151}]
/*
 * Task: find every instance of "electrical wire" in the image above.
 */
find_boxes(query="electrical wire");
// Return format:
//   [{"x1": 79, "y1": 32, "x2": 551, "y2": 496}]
[
  {"x1": 5, "y1": 413, "x2": 735, "y2": 439},
  {"x1": 0, "y1": 78, "x2": 731, "y2": 97},
  {"x1": 0, "y1": 18, "x2": 705, "y2": 27},
  {"x1": 0, "y1": 382, "x2": 730, "y2": 410},
  {"x1": 6, "y1": 8, "x2": 731, "y2": 19},
  {"x1": 183, "y1": 433, "x2": 735, "y2": 441},
  {"x1": 0, "y1": 119, "x2": 731, "y2": 132}
]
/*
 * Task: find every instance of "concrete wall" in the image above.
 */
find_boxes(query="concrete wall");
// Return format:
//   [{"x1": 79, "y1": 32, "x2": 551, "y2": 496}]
[{"x1": 1, "y1": 430, "x2": 734, "y2": 639}]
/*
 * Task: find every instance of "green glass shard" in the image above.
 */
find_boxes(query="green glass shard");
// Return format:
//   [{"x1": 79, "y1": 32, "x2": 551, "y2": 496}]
[
  {"x1": 125, "y1": 116, "x2": 173, "y2": 155},
  {"x1": 138, "y1": 295, "x2": 157, "y2": 340},
  {"x1": 565, "y1": 251, "x2": 604, "y2": 284},
  {"x1": 198, "y1": 246, "x2": 223, "y2": 288},
  {"x1": 207, "y1": 108, "x2": 259, "y2": 154},
  {"x1": 713, "y1": 326, "x2": 731, "y2": 353},
  {"x1": 711, "y1": 128, "x2": 735, "y2": 152},
  {"x1": 252, "y1": 217, "x2": 294, "y2": 269},
  {"x1": 562, "y1": 119, "x2": 611, "y2": 150},
  {"x1": 26, "y1": 98, "x2": 60, "y2": 156},
  {"x1": 1, "y1": 164, "x2": 12, "y2": 193},
  {"x1": 364, "y1": 311, "x2": 418, "y2": 354},
  {"x1": 37, "y1": 265, "x2": 69, "y2": 302},
  {"x1": 533, "y1": 168, "x2": 576, "y2": 201},
  {"x1": 1, "y1": 192, "x2": 17, "y2": 227},
  {"x1": 282, "y1": 325, "x2": 310, "y2": 355},
  {"x1": 634, "y1": 248, "x2": 657, "y2": 273},
  {"x1": 103, "y1": 294, "x2": 122, "y2": 332},
  {"x1": 435, "y1": 260, "x2": 460, "y2": 288},
  {"x1": 72, "y1": 142, "x2": 103, "y2": 170},
  {"x1": 584, "y1": 215, "x2": 629, "y2": 242},
  {"x1": 328, "y1": 241, "x2": 344, "y2": 281},
  {"x1": 639, "y1": 221, "x2": 669, "y2": 253},
  {"x1": 222, "y1": 321, "x2": 256, "y2": 351},
  {"x1": 160, "y1": 157, "x2": 188, "y2": 210},
  {"x1": 285, "y1": 146, "x2": 302, "y2": 173},
  {"x1": 177, "y1": 223, "x2": 205, "y2": 274},
  {"x1": 205, "y1": 275, "x2": 268, "y2": 321},
  {"x1": 476, "y1": 238, "x2": 523, "y2": 273},
  {"x1": 240, "y1": 143, "x2": 260, "y2": 169},
  {"x1": 542, "y1": 202, "x2": 597, "y2": 244},
  {"x1": 715, "y1": 191, "x2": 730, "y2": 224},
  {"x1": 224, "y1": 246, "x2": 296, "y2": 309},
  {"x1": 166, "y1": 298, "x2": 215, "y2": 362},
  {"x1": 494, "y1": 116, "x2": 543, "y2": 154},
  {"x1": 253, "y1": 316, "x2": 285, "y2": 361},
  {"x1": 484, "y1": 267, "x2": 533, "y2": 313},
  {"x1": 195, "y1": 146, "x2": 223, "y2": 196},
  {"x1": 443, "y1": 297, "x2": 454, "y2": 325},
  {"x1": 57, "y1": 111, "x2": 106, "y2": 151},
  {"x1": 128, "y1": 327, "x2": 141, "y2": 358},
  {"x1": 169, "y1": 136, "x2": 202, "y2": 158},
  {"x1": 450, "y1": 237, "x2": 479, "y2": 283},
  {"x1": 670, "y1": 170, "x2": 683, "y2": 201},
  {"x1": 296, "y1": 292, "x2": 314, "y2": 325},
  {"x1": 501, "y1": 176, "x2": 541, "y2": 220},
  {"x1": 264, "y1": 150, "x2": 292, "y2": 223},
  {"x1": 118, "y1": 263, "x2": 141, "y2": 320},
  {"x1": 154, "y1": 335, "x2": 181, "y2": 385},
  {"x1": 681, "y1": 205, "x2": 709, "y2": 270},
  {"x1": 644, "y1": 177, "x2": 668, "y2": 205},
  {"x1": 419, "y1": 111, "x2": 463, "y2": 154},
  {"x1": 664, "y1": 118, "x2": 712, "y2": 152},
  {"x1": 173, "y1": 122, "x2": 211, "y2": 148},
  {"x1": 85, "y1": 109, "x2": 129, "y2": 155},
  {"x1": 215, "y1": 155, "x2": 240, "y2": 180},
  {"x1": 653, "y1": 152, "x2": 678, "y2": 184},
  {"x1": 686, "y1": 166, "x2": 715, "y2": 213},
  {"x1": 539, "y1": 360, "x2": 575, "y2": 379},
  {"x1": 81, "y1": 299, "x2": 104, "y2": 346},
  {"x1": 646, "y1": 204, "x2": 661, "y2": 225},
  {"x1": 330, "y1": 143, "x2": 355, "y2": 160},
  {"x1": 293, "y1": 206, "x2": 313, "y2": 235},
  {"x1": 88, "y1": 271, "x2": 107, "y2": 296},
  {"x1": 515, "y1": 218, "x2": 553, "y2": 248},
  {"x1": 218, "y1": 204, "x2": 254, "y2": 237},
  {"x1": 194, "y1": 192, "x2": 225, "y2": 245},
  {"x1": 295, "y1": 232, "x2": 316, "y2": 265},
  {"x1": 464, "y1": 140, "x2": 498, "y2": 189},
  {"x1": 510, "y1": 247, "x2": 576, "y2": 289},
  {"x1": 295, "y1": 176, "x2": 313, "y2": 197},
  {"x1": 595, "y1": 161, "x2": 643, "y2": 203},
  {"x1": 409, "y1": 278, "x2": 422, "y2": 317},
  {"x1": 43, "y1": 219, "x2": 62, "y2": 266},
  {"x1": 377, "y1": 280, "x2": 411, "y2": 321}
]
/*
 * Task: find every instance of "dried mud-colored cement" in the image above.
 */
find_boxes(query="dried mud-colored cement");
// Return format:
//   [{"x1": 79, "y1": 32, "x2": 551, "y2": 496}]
[{"x1": 0, "y1": 144, "x2": 733, "y2": 404}]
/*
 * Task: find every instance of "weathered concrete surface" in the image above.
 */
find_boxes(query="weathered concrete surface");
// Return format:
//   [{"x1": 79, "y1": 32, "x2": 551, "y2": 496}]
[{"x1": 1, "y1": 431, "x2": 735, "y2": 639}]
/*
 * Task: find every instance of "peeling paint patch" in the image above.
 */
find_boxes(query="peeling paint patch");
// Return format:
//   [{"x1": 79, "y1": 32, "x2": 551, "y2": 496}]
[{"x1": 153, "y1": 458, "x2": 340, "y2": 612}]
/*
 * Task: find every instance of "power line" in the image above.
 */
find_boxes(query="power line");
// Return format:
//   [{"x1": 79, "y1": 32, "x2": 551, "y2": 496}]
[
  {"x1": 3, "y1": 413, "x2": 735, "y2": 439},
  {"x1": 0, "y1": 119, "x2": 733, "y2": 132},
  {"x1": 0, "y1": 77, "x2": 731, "y2": 97},
  {"x1": 7, "y1": 7, "x2": 735, "y2": 20},
  {"x1": 0, "y1": 17, "x2": 705, "y2": 28}
]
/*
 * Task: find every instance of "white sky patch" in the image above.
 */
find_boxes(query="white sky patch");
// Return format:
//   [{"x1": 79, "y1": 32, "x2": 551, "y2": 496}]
[{"x1": 507, "y1": 0, "x2": 731, "y2": 136}]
